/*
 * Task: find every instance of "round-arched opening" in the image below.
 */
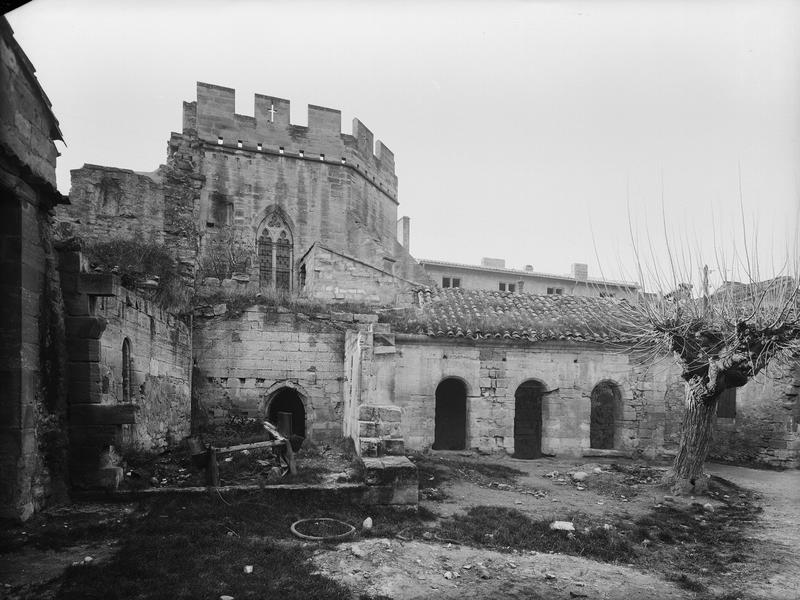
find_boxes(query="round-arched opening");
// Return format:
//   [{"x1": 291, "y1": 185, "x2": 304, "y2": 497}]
[
  {"x1": 432, "y1": 377, "x2": 467, "y2": 450},
  {"x1": 514, "y1": 379, "x2": 546, "y2": 459},
  {"x1": 267, "y1": 388, "x2": 306, "y2": 438},
  {"x1": 590, "y1": 380, "x2": 622, "y2": 450},
  {"x1": 121, "y1": 337, "x2": 132, "y2": 403}
]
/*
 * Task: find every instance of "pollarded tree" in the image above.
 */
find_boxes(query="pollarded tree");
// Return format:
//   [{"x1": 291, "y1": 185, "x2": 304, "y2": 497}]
[{"x1": 608, "y1": 271, "x2": 799, "y2": 493}]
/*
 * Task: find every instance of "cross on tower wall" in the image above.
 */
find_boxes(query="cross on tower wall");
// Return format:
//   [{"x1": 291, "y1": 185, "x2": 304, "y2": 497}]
[{"x1": 186, "y1": 82, "x2": 397, "y2": 201}]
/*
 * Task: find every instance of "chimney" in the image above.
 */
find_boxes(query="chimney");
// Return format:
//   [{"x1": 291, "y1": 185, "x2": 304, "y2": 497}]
[
  {"x1": 571, "y1": 263, "x2": 588, "y2": 281},
  {"x1": 397, "y1": 216, "x2": 410, "y2": 250},
  {"x1": 481, "y1": 257, "x2": 506, "y2": 269},
  {"x1": 524, "y1": 264, "x2": 533, "y2": 271}
]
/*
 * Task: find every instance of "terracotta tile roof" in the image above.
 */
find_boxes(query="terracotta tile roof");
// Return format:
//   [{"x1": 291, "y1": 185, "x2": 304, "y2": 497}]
[{"x1": 403, "y1": 288, "x2": 635, "y2": 343}]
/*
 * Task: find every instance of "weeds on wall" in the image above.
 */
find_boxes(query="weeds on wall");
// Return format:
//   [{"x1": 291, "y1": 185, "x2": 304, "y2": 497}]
[
  {"x1": 194, "y1": 287, "x2": 384, "y2": 319},
  {"x1": 85, "y1": 239, "x2": 191, "y2": 311},
  {"x1": 198, "y1": 228, "x2": 253, "y2": 281}
]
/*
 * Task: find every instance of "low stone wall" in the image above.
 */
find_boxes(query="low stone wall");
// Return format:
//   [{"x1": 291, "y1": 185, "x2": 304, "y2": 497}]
[
  {"x1": 361, "y1": 456, "x2": 418, "y2": 505},
  {"x1": 94, "y1": 292, "x2": 192, "y2": 450}
]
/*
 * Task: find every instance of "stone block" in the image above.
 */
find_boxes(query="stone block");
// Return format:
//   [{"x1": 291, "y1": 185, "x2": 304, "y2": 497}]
[
  {"x1": 65, "y1": 316, "x2": 107, "y2": 339},
  {"x1": 361, "y1": 455, "x2": 418, "y2": 505},
  {"x1": 358, "y1": 421, "x2": 379, "y2": 438},
  {"x1": 68, "y1": 378, "x2": 103, "y2": 403},
  {"x1": 382, "y1": 438, "x2": 405, "y2": 456},
  {"x1": 358, "y1": 405, "x2": 402, "y2": 422},
  {"x1": 359, "y1": 437, "x2": 380, "y2": 457},
  {"x1": 331, "y1": 312, "x2": 354, "y2": 322},
  {"x1": 79, "y1": 272, "x2": 118, "y2": 296},
  {"x1": 98, "y1": 466, "x2": 123, "y2": 490},
  {"x1": 70, "y1": 403, "x2": 138, "y2": 426}
]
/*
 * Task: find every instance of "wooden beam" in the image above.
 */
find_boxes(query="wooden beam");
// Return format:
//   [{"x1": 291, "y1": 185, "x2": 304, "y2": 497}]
[{"x1": 214, "y1": 439, "x2": 284, "y2": 455}]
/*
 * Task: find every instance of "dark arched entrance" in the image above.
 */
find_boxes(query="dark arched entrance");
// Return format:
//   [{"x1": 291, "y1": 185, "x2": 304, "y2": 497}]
[
  {"x1": 268, "y1": 388, "x2": 306, "y2": 438},
  {"x1": 433, "y1": 378, "x2": 467, "y2": 450},
  {"x1": 514, "y1": 380, "x2": 545, "y2": 459},
  {"x1": 590, "y1": 380, "x2": 621, "y2": 449}
]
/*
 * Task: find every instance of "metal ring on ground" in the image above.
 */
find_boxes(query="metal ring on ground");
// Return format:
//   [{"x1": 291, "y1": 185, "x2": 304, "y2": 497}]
[{"x1": 290, "y1": 518, "x2": 356, "y2": 541}]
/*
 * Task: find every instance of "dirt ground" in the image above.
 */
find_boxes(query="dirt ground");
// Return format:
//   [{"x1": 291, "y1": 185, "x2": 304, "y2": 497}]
[
  {"x1": 313, "y1": 453, "x2": 800, "y2": 600},
  {"x1": 705, "y1": 464, "x2": 800, "y2": 600},
  {"x1": 1, "y1": 455, "x2": 798, "y2": 599}
]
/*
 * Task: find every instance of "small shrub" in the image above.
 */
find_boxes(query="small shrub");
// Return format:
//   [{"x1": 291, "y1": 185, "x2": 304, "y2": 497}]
[{"x1": 85, "y1": 239, "x2": 190, "y2": 311}]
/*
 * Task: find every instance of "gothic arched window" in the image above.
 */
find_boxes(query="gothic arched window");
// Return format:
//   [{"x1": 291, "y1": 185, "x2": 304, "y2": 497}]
[{"x1": 258, "y1": 212, "x2": 293, "y2": 291}]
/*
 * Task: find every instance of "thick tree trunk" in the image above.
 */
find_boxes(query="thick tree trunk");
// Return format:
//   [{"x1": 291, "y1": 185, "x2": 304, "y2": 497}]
[{"x1": 669, "y1": 386, "x2": 718, "y2": 494}]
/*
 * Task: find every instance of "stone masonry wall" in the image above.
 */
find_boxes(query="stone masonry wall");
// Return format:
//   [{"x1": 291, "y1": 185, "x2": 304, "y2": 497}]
[
  {"x1": 192, "y1": 308, "x2": 346, "y2": 445},
  {"x1": 710, "y1": 362, "x2": 800, "y2": 468},
  {"x1": 0, "y1": 17, "x2": 66, "y2": 520},
  {"x1": 300, "y1": 243, "x2": 420, "y2": 305},
  {"x1": 389, "y1": 336, "x2": 682, "y2": 458},
  {"x1": 94, "y1": 291, "x2": 192, "y2": 450},
  {"x1": 54, "y1": 166, "x2": 164, "y2": 244}
]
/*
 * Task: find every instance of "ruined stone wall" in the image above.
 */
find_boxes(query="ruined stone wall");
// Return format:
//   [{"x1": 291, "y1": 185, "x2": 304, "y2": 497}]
[
  {"x1": 709, "y1": 362, "x2": 800, "y2": 468},
  {"x1": 54, "y1": 166, "x2": 164, "y2": 244},
  {"x1": 300, "y1": 243, "x2": 420, "y2": 305},
  {"x1": 93, "y1": 291, "x2": 192, "y2": 450},
  {"x1": 389, "y1": 336, "x2": 682, "y2": 457},
  {"x1": 192, "y1": 308, "x2": 346, "y2": 445},
  {"x1": 0, "y1": 184, "x2": 66, "y2": 519}
]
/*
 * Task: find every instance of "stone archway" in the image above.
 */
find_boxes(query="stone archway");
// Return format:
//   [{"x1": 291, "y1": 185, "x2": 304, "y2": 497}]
[
  {"x1": 433, "y1": 378, "x2": 467, "y2": 450},
  {"x1": 590, "y1": 380, "x2": 622, "y2": 449},
  {"x1": 514, "y1": 379, "x2": 545, "y2": 459},
  {"x1": 267, "y1": 387, "x2": 306, "y2": 438}
]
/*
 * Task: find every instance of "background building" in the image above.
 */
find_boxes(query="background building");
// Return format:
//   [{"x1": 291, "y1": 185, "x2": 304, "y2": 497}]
[{"x1": 419, "y1": 257, "x2": 640, "y2": 300}]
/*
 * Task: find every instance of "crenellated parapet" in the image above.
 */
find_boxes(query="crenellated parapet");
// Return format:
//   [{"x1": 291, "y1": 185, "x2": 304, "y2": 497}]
[{"x1": 185, "y1": 82, "x2": 398, "y2": 200}]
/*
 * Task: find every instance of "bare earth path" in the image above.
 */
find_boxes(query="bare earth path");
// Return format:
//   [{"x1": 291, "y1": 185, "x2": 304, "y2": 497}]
[
  {"x1": 705, "y1": 463, "x2": 800, "y2": 600},
  {"x1": 312, "y1": 538, "x2": 697, "y2": 600}
]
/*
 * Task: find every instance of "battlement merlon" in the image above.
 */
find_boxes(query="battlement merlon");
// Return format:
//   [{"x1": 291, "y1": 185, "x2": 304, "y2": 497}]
[{"x1": 189, "y1": 81, "x2": 397, "y2": 179}]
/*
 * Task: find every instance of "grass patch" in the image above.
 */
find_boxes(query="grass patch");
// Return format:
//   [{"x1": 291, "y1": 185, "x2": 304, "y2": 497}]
[
  {"x1": 26, "y1": 493, "x2": 435, "y2": 600},
  {"x1": 416, "y1": 475, "x2": 762, "y2": 578},
  {"x1": 436, "y1": 506, "x2": 636, "y2": 563},
  {"x1": 85, "y1": 238, "x2": 190, "y2": 311},
  {"x1": 0, "y1": 505, "x2": 140, "y2": 554}
]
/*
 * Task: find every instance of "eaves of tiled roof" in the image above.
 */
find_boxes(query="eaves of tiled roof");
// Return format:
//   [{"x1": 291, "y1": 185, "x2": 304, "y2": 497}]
[
  {"x1": 417, "y1": 258, "x2": 639, "y2": 289},
  {"x1": 401, "y1": 287, "x2": 636, "y2": 344}
]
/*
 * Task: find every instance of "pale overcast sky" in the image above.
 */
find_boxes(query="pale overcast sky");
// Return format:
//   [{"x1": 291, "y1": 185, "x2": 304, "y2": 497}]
[{"x1": 7, "y1": 0, "x2": 800, "y2": 290}]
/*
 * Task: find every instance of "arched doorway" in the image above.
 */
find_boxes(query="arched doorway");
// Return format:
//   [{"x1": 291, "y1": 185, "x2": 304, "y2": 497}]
[
  {"x1": 268, "y1": 388, "x2": 306, "y2": 438},
  {"x1": 514, "y1": 380, "x2": 545, "y2": 459},
  {"x1": 433, "y1": 378, "x2": 467, "y2": 450},
  {"x1": 590, "y1": 380, "x2": 621, "y2": 449}
]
